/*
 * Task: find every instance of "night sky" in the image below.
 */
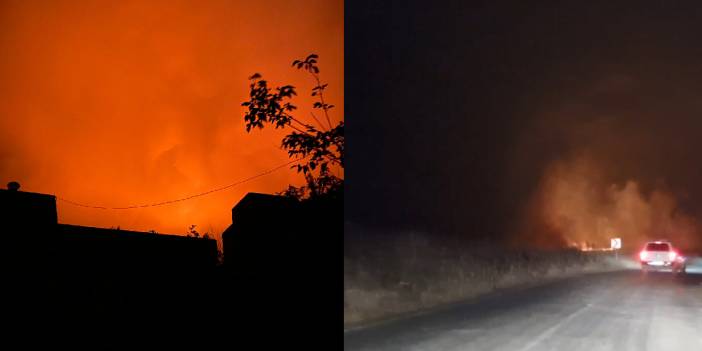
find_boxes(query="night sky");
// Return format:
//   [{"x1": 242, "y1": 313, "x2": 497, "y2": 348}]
[
  {"x1": 0, "y1": 0, "x2": 343, "y2": 240},
  {"x1": 346, "y1": 1, "x2": 702, "y2": 249}
]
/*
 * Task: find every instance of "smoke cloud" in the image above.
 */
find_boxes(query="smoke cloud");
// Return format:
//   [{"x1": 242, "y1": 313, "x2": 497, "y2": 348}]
[
  {"x1": 521, "y1": 152, "x2": 700, "y2": 251},
  {"x1": 513, "y1": 68, "x2": 702, "y2": 252}
]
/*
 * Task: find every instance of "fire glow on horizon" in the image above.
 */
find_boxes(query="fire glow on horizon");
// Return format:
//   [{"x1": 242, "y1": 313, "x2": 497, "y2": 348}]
[
  {"x1": 521, "y1": 153, "x2": 700, "y2": 251},
  {"x1": 0, "y1": 0, "x2": 343, "y2": 241}
]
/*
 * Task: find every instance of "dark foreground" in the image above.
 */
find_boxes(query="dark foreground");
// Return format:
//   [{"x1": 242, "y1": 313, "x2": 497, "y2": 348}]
[
  {"x1": 344, "y1": 269, "x2": 702, "y2": 351},
  {"x1": 4, "y1": 263, "x2": 336, "y2": 348},
  {"x1": 0, "y1": 188, "x2": 339, "y2": 348}
]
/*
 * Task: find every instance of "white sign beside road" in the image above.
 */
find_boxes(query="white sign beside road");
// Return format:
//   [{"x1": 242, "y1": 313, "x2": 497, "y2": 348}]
[{"x1": 610, "y1": 238, "x2": 622, "y2": 249}]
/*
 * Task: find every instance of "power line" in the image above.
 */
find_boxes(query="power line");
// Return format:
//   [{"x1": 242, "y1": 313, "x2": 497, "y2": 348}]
[{"x1": 57, "y1": 157, "x2": 306, "y2": 210}]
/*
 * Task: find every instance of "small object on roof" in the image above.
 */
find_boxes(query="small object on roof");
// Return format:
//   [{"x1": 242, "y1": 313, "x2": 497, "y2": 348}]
[{"x1": 7, "y1": 181, "x2": 20, "y2": 191}]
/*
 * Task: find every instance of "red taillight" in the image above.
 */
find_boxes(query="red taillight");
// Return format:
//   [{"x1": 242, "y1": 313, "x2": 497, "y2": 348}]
[
  {"x1": 669, "y1": 251, "x2": 677, "y2": 261},
  {"x1": 639, "y1": 250, "x2": 648, "y2": 260}
]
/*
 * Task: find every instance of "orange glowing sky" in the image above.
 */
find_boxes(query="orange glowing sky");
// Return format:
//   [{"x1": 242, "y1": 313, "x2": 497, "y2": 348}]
[{"x1": 0, "y1": 0, "x2": 343, "y2": 243}]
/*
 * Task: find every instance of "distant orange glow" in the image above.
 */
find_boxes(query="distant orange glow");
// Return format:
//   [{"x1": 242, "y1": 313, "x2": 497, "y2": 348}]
[
  {"x1": 519, "y1": 153, "x2": 700, "y2": 250},
  {"x1": 0, "y1": 0, "x2": 343, "y2": 244}
]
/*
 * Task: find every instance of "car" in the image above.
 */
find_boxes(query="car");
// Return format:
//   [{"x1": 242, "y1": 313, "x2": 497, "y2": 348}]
[{"x1": 639, "y1": 241, "x2": 686, "y2": 274}]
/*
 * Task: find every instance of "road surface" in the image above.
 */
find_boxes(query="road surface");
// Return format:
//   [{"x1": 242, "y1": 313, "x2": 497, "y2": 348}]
[{"x1": 344, "y1": 265, "x2": 702, "y2": 350}]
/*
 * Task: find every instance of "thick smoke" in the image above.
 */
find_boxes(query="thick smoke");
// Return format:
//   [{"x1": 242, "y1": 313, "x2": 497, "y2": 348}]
[
  {"x1": 513, "y1": 68, "x2": 702, "y2": 251},
  {"x1": 521, "y1": 152, "x2": 700, "y2": 251}
]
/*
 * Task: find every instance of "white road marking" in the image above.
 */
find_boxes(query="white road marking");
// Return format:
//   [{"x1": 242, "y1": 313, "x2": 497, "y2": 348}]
[{"x1": 516, "y1": 303, "x2": 593, "y2": 351}]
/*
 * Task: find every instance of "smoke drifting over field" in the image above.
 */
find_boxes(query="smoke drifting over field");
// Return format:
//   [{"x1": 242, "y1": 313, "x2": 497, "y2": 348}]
[
  {"x1": 521, "y1": 153, "x2": 700, "y2": 251},
  {"x1": 512, "y1": 68, "x2": 702, "y2": 251}
]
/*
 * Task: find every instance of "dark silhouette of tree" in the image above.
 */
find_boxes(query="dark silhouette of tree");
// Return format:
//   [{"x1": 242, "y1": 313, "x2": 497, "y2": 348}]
[
  {"x1": 242, "y1": 54, "x2": 344, "y2": 200},
  {"x1": 187, "y1": 224, "x2": 200, "y2": 238},
  {"x1": 186, "y1": 224, "x2": 212, "y2": 239}
]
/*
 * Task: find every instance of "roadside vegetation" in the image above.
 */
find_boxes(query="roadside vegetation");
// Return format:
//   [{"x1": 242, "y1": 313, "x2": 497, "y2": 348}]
[{"x1": 344, "y1": 223, "x2": 623, "y2": 327}]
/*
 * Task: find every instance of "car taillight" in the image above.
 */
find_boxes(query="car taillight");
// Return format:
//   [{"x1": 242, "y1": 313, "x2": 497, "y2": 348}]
[
  {"x1": 669, "y1": 251, "x2": 677, "y2": 261},
  {"x1": 639, "y1": 250, "x2": 648, "y2": 260}
]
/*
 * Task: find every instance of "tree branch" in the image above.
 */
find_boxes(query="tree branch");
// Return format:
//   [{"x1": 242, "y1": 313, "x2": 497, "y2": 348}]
[
  {"x1": 289, "y1": 116, "x2": 315, "y2": 131},
  {"x1": 309, "y1": 112, "x2": 328, "y2": 131},
  {"x1": 311, "y1": 72, "x2": 333, "y2": 129}
]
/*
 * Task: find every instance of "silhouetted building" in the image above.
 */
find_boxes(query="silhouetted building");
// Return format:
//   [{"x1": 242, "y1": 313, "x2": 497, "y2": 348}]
[
  {"x1": 0, "y1": 188, "x2": 58, "y2": 229},
  {"x1": 217, "y1": 190, "x2": 341, "y2": 345},
  {"x1": 222, "y1": 192, "x2": 300, "y2": 273},
  {"x1": 221, "y1": 190, "x2": 342, "y2": 275},
  {"x1": 0, "y1": 184, "x2": 220, "y2": 331},
  {"x1": 0, "y1": 185, "x2": 217, "y2": 270}
]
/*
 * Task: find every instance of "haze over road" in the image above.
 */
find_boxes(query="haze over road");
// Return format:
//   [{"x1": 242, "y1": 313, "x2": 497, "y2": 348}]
[{"x1": 344, "y1": 268, "x2": 702, "y2": 351}]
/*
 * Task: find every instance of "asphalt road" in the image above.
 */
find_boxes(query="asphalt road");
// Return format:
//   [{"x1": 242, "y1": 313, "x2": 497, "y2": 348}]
[{"x1": 344, "y1": 264, "x2": 702, "y2": 351}]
